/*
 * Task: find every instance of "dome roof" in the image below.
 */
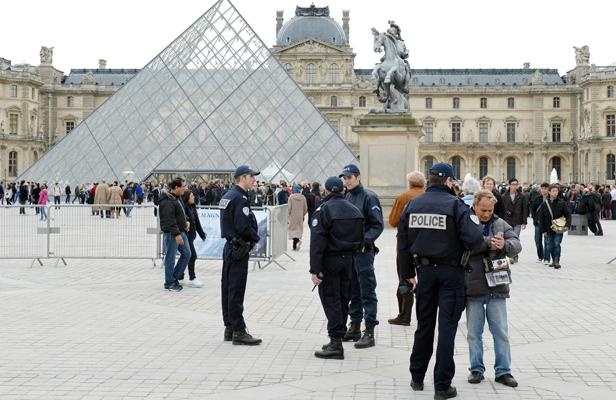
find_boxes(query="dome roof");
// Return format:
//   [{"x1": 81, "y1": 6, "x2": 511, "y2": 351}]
[{"x1": 276, "y1": 6, "x2": 347, "y2": 47}]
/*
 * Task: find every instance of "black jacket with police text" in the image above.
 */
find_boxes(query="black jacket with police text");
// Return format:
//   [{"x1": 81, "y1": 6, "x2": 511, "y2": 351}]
[{"x1": 219, "y1": 185, "x2": 260, "y2": 243}]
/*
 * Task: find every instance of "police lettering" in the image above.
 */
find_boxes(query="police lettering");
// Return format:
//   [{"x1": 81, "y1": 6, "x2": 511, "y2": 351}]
[{"x1": 408, "y1": 213, "x2": 447, "y2": 230}]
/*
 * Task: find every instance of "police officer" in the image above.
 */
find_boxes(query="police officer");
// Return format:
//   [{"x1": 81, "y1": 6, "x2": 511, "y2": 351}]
[
  {"x1": 310, "y1": 177, "x2": 364, "y2": 359},
  {"x1": 397, "y1": 162, "x2": 484, "y2": 400},
  {"x1": 220, "y1": 165, "x2": 262, "y2": 346},
  {"x1": 339, "y1": 164, "x2": 384, "y2": 348}
]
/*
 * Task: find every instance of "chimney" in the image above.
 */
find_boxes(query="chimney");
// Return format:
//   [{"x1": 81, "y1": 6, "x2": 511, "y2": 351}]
[
  {"x1": 342, "y1": 10, "x2": 350, "y2": 42},
  {"x1": 523, "y1": 62, "x2": 530, "y2": 69},
  {"x1": 276, "y1": 10, "x2": 284, "y2": 35},
  {"x1": 98, "y1": 59, "x2": 107, "y2": 69}
]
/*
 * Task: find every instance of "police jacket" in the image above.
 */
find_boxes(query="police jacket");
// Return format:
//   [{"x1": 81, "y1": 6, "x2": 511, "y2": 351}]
[
  {"x1": 219, "y1": 185, "x2": 260, "y2": 243},
  {"x1": 159, "y1": 192, "x2": 188, "y2": 236},
  {"x1": 465, "y1": 215, "x2": 521, "y2": 299},
  {"x1": 309, "y1": 193, "x2": 364, "y2": 275},
  {"x1": 345, "y1": 183, "x2": 384, "y2": 244},
  {"x1": 397, "y1": 184, "x2": 484, "y2": 279}
]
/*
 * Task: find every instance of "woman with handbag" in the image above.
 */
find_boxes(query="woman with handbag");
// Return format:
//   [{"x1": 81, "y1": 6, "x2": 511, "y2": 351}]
[{"x1": 539, "y1": 185, "x2": 571, "y2": 269}]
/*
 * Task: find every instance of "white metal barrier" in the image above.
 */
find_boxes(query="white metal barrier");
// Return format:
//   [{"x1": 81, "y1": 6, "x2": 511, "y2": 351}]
[{"x1": 0, "y1": 205, "x2": 48, "y2": 262}]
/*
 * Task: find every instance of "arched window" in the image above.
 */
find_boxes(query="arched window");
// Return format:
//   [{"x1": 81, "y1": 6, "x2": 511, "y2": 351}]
[
  {"x1": 479, "y1": 157, "x2": 489, "y2": 178},
  {"x1": 552, "y1": 156, "x2": 562, "y2": 179},
  {"x1": 506, "y1": 157, "x2": 516, "y2": 181},
  {"x1": 330, "y1": 96, "x2": 337, "y2": 107},
  {"x1": 329, "y1": 63, "x2": 340, "y2": 83},
  {"x1": 359, "y1": 96, "x2": 366, "y2": 107},
  {"x1": 607, "y1": 154, "x2": 615, "y2": 180},
  {"x1": 305, "y1": 63, "x2": 316, "y2": 84},
  {"x1": 8, "y1": 151, "x2": 18, "y2": 177},
  {"x1": 451, "y1": 156, "x2": 461, "y2": 179},
  {"x1": 424, "y1": 156, "x2": 435, "y2": 178},
  {"x1": 608, "y1": 85, "x2": 614, "y2": 98}
]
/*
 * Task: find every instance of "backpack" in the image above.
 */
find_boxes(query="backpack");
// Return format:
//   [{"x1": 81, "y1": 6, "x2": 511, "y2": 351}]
[{"x1": 575, "y1": 197, "x2": 587, "y2": 214}]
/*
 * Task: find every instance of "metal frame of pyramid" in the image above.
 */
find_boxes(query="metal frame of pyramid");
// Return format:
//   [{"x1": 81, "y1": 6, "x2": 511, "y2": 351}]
[{"x1": 21, "y1": 0, "x2": 357, "y2": 184}]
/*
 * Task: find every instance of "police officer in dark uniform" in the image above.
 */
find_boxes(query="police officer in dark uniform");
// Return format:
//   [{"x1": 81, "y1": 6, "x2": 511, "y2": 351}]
[
  {"x1": 339, "y1": 164, "x2": 384, "y2": 348},
  {"x1": 220, "y1": 165, "x2": 262, "y2": 346},
  {"x1": 397, "y1": 162, "x2": 484, "y2": 400},
  {"x1": 310, "y1": 177, "x2": 364, "y2": 360}
]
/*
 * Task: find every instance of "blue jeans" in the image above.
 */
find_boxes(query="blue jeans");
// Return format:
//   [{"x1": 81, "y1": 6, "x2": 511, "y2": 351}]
[
  {"x1": 348, "y1": 250, "x2": 379, "y2": 327},
  {"x1": 466, "y1": 298, "x2": 512, "y2": 377},
  {"x1": 163, "y1": 232, "x2": 191, "y2": 286},
  {"x1": 545, "y1": 233, "x2": 563, "y2": 261},
  {"x1": 534, "y1": 224, "x2": 549, "y2": 261},
  {"x1": 125, "y1": 200, "x2": 134, "y2": 216},
  {"x1": 39, "y1": 206, "x2": 47, "y2": 221}
]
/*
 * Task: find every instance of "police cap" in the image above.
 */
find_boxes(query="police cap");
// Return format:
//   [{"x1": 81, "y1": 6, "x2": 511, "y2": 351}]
[
  {"x1": 339, "y1": 164, "x2": 360, "y2": 177},
  {"x1": 429, "y1": 162, "x2": 456, "y2": 180},
  {"x1": 234, "y1": 165, "x2": 260, "y2": 179},
  {"x1": 325, "y1": 176, "x2": 344, "y2": 193}
]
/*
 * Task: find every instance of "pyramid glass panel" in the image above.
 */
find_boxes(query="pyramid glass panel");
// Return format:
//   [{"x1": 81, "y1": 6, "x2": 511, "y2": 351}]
[{"x1": 20, "y1": 0, "x2": 357, "y2": 184}]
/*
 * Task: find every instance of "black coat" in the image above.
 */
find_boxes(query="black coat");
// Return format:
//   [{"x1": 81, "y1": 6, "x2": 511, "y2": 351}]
[
  {"x1": 538, "y1": 198, "x2": 571, "y2": 234},
  {"x1": 500, "y1": 189, "x2": 528, "y2": 226},
  {"x1": 183, "y1": 204, "x2": 206, "y2": 242},
  {"x1": 159, "y1": 192, "x2": 188, "y2": 236}
]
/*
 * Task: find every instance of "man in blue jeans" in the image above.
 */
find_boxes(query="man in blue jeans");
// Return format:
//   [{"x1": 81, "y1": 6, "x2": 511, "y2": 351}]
[
  {"x1": 530, "y1": 183, "x2": 550, "y2": 264},
  {"x1": 466, "y1": 189, "x2": 521, "y2": 388},
  {"x1": 340, "y1": 164, "x2": 384, "y2": 349},
  {"x1": 159, "y1": 177, "x2": 191, "y2": 292}
]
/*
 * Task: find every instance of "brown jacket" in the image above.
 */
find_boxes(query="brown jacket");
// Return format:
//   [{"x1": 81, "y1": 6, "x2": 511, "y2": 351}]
[{"x1": 388, "y1": 187, "x2": 425, "y2": 227}]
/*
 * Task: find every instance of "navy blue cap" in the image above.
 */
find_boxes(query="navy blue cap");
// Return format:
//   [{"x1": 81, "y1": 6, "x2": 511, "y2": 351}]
[
  {"x1": 234, "y1": 165, "x2": 260, "y2": 179},
  {"x1": 339, "y1": 164, "x2": 360, "y2": 177},
  {"x1": 429, "y1": 162, "x2": 456, "y2": 179},
  {"x1": 325, "y1": 176, "x2": 344, "y2": 193}
]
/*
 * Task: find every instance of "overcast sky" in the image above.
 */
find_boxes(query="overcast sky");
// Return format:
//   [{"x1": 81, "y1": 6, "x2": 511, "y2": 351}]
[{"x1": 1, "y1": 0, "x2": 614, "y2": 75}]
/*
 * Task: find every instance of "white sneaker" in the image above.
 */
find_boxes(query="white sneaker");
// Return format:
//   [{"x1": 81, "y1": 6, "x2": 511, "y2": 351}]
[
  {"x1": 542, "y1": 260, "x2": 550, "y2": 265},
  {"x1": 185, "y1": 277, "x2": 204, "y2": 288},
  {"x1": 536, "y1": 259, "x2": 543, "y2": 263}
]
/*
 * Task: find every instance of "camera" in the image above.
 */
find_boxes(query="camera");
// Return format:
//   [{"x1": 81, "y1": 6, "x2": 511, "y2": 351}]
[{"x1": 491, "y1": 257, "x2": 510, "y2": 271}]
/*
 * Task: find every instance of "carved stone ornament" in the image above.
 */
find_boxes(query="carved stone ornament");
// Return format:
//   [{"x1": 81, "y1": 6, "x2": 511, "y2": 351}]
[
  {"x1": 40, "y1": 46, "x2": 54, "y2": 64},
  {"x1": 81, "y1": 72, "x2": 96, "y2": 85}
]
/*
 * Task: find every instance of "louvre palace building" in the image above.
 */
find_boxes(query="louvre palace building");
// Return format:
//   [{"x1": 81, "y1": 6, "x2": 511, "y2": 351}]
[{"x1": 1, "y1": 4, "x2": 616, "y2": 184}]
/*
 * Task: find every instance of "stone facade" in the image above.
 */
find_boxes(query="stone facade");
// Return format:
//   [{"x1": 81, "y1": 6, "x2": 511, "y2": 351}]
[{"x1": 1, "y1": 6, "x2": 615, "y2": 184}]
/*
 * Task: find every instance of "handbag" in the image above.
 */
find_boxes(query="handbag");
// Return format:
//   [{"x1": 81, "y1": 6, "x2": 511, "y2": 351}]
[{"x1": 545, "y1": 199, "x2": 567, "y2": 233}]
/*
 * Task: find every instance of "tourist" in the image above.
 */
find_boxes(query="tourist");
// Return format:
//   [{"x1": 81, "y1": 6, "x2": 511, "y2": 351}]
[
  {"x1": 108, "y1": 181, "x2": 123, "y2": 219},
  {"x1": 179, "y1": 190, "x2": 206, "y2": 288},
  {"x1": 481, "y1": 176, "x2": 504, "y2": 218},
  {"x1": 52, "y1": 182, "x2": 62, "y2": 208},
  {"x1": 461, "y1": 174, "x2": 481, "y2": 206},
  {"x1": 288, "y1": 184, "x2": 308, "y2": 251},
  {"x1": 38, "y1": 184, "x2": 49, "y2": 222},
  {"x1": 500, "y1": 178, "x2": 527, "y2": 263},
  {"x1": 94, "y1": 180, "x2": 111, "y2": 218},
  {"x1": 539, "y1": 184, "x2": 571, "y2": 269},
  {"x1": 530, "y1": 183, "x2": 550, "y2": 264}
]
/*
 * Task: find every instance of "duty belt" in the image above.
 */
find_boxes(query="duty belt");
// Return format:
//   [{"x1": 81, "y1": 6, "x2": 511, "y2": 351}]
[{"x1": 414, "y1": 255, "x2": 458, "y2": 268}]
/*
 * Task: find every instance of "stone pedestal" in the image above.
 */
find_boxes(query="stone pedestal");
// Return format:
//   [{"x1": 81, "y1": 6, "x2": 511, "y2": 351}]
[{"x1": 352, "y1": 113, "x2": 423, "y2": 216}]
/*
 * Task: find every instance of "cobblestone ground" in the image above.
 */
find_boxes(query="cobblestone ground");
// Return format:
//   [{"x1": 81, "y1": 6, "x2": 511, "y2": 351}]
[{"x1": 1, "y1": 209, "x2": 615, "y2": 399}]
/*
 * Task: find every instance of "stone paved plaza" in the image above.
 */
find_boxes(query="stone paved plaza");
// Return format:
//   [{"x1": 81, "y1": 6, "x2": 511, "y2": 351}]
[{"x1": 1, "y1": 212, "x2": 616, "y2": 400}]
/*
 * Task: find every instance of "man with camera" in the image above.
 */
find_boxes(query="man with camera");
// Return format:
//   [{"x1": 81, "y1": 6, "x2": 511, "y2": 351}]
[
  {"x1": 309, "y1": 177, "x2": 364, "y2": 360},
  {"x1": 465, "y1": 190, "x2": 521, "y2": 388},
  {"x1": 219, "y1": 165, "x2": 262, "y2": 345}
]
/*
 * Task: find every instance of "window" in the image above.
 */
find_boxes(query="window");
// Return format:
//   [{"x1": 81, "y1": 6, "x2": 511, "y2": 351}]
[
  {"x1": 330, "y1": 96, "x2": 337, "y2": 107},
  {"x1": 67, "y1": 96, "x2": 74, "y2": 107},
  {"x1": 8, "y1": 151, "x2": 18, "y2": 177},
  {"x1": 425, "y1": 97, "x2": 432, "y2": 109},
  {"x1": 329, "y1": 63, "x2": 340, "y2": 83},
  {"x1": 9, "y1": 113, "x2": 18, "y2": 134},
  {"x1": 479, "y1": 157, "x2": 488, "y2": 178},
  {"x1": 10, "y1": 85, "x2": 17, "y2": 97},
  {"x1": 552, "y1": 123, "x2": 561, "y2": 142},
  {"x1": 453, "y1": 97, "x2": 460, "y2": 109},
  {"x1": 506, "y1": 157, "x2": 516, "y2": 181},
  {"x1": 31, "y1": 88, "x2": 35, "y2": 99},
  {"x1": 608, "y1": 85, "x2": 614, "y2": 98},
  {"x1": 424, "y1": 122, "x2": 433, "y2": 143},
  {"x1": 424, "y1": 156, "x2": 435, "y2": 178},
  {"x1": 305, "y1": 63, "x2": 316, "y2": 84},
  {"x1": 451, "y1": 122, "x2": 461, "y2": 142},
  {"x1": 359, "y1": 96, "x2": 366, "y2": 107},
  {"x1": 507, "y1": 97, "x2": 515, "y2": 109},
  {"x1": 607, "y1": 154, "x2": 616, "y2": 180},
  {"x1": 479, "y1": 122, "x2": 488, "y2": 143},
  {"x1": 553, "y1": 97, "x2": 560, "y2": 108},
  {"x1": 451, "y1": 156, "x2": 461, "y2": 179},
  {"x1": 66, "y1": 121, "x2": 75, "y2": 134},
  {"x1": 480, "y1": 97, "x2": 487, "y2": 109},
  {"x1": 607, "y1": 114, "x2": 616, "y2": 137},
  {"x1": 506, "y1": 122, "x2": 516, "y2": 143}
]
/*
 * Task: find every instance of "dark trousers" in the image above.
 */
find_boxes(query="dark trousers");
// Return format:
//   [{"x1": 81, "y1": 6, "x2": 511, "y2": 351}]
[
  {"x1": 65, "y1": 194, "x2": 70, "y2": 203},
  {"x1": 603, "y1": 204, "x2": 611, "y2": 220},
  {"x1": 410, "y1": 265, "x2": 465, "y2": 391},
  {"x1": 395, "y1": 253, "x2": 414, "y2": 321},
  {"x1": 348, "y1": 250, "x2": 379, "y2": 327},
  {"x1": 19, "y1": 200, "x2": 26, "y2": 214},
  {"x1": 587, "y1": 210, "x2": 603, "y2": 235},
  {"x1": 187, "y1": 239, "x2": 197, "y2": 280},
  {"x1": 534, "y1": 224, "x2": 549, "y2": 261},
  {"x1": 221, "y1": 243, "x2": 249, "y2": 331},
  {"x1": 545, "y1": 233, "x2": 563, "y2": 261},
  {"x1": 612, "y1": 201, "x2": 616, "y2": 220},
  {"x1": 318, "y1": 255, "x2": 353, "y2": 339}
]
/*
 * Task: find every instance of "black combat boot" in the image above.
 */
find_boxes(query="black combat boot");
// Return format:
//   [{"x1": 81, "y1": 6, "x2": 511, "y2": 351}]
[
  {"x1": 232, "y1": 328, "x2": 262, "y2": 346},
  {"x1": 342, "y1": 321, "x2": 361, "y2": 342},
  {"x1": 553, "y1": 257, "x2": 561, "y2": 269},
  {"x1": 224, "y1": 326, "x2": 233, "y2": 342},
  {"x1": 314, "y1": 337, "x2": 344, "y2": 359},
  {"x1": 354, "y1": 325, "x2": 375, "y2": 349}
]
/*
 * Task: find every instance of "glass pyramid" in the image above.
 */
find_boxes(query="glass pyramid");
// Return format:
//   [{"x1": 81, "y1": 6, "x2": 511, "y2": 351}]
[{"x1": 21, "y1": 0, "x2": 357, "y2": 184}]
